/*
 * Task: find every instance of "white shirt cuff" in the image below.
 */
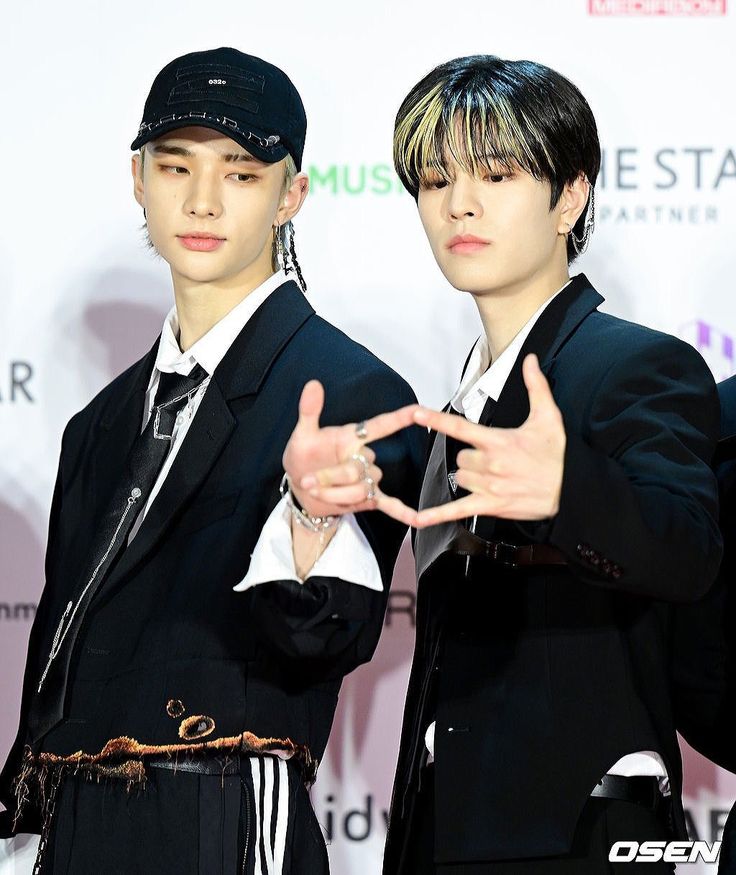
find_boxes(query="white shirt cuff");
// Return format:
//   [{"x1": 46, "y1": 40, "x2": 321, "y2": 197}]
[
  {"x1": 0, "y1": 833, "x2": 40, "y2": 869},
  {"x1": 233, "y1": 496, "x2": 383, "y2": 593}
]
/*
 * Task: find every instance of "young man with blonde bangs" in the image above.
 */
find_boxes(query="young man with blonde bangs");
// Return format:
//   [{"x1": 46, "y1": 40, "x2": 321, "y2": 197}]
[
  {"x1": 298, "y1": 54, "x2": 723, "y2": 873},
  {"x1": 0, "y1": 47, "x2": 425, "y2": 874}
]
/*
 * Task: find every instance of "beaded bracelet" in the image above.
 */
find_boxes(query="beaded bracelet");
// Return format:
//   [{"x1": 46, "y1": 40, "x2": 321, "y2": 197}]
[{"x1": 279, "y1": 473, "x2": 339, "y2": 537}]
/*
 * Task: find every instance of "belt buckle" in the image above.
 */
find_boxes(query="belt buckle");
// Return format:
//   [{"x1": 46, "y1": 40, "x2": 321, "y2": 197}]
[{"x1": 489, "y1": 540, "x2": 520, "y2": 569}]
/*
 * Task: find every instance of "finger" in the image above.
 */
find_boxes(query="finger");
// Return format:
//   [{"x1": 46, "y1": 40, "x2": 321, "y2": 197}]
[
  {"x1": 356, "y1": 404, "x2": 421, "y2": 446},
  {"x1": 338, "y1": 489, "x2": 419, "y2": 527},
  {"x1": 309, "y1": 481, "x2": 376, "y2": 513},
  {"x1": 307, "y1": 468, "x2": 384, "y2": 502},
  {"x1": 308, "y1": 484, "x2": 375, "y2": 506},
  {"x1": 296, "y1": 380, "x2": 325, "y2": 434},
  {"x1": 454, "y1": 469, "x2": 494, "y2": 494},
  {"x1": 301, "y1": 460, "x2": 379, "y2": 489},
  {"x1": 370, "y1": 490, "x2": 419, "y2": 527},
  {"x1": 455, "y1": 448, "x2": 507, "y2": 476},
  {"x1": 412, "y1": 408, "x2": 501, "y2": 448},
  {"x1": 414, "y1": 494, "x2": 492, "y2": 528},
  {"x1": 300, "y1": 448, "x2": 378, "y2": 489},
  {"x1": 522, "y1": 354, "x2": 558, "y2": 420}
]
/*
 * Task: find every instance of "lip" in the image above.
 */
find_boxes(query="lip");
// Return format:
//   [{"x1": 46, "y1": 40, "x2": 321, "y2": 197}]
[
  {"x1": 447, "y1": 234, "x2": 490, "y2": 254},
  {"x1": 177, "y1": 232, "x2": 226, "y2": 252}
]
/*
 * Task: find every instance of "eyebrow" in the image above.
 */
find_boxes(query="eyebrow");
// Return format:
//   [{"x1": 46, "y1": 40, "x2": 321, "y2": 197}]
[{"x1": 151, "y1": 144, "x2": 261, "y2": 164}]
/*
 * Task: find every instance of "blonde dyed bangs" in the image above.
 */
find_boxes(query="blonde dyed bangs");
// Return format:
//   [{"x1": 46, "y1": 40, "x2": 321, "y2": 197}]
[{"x1": 394, "y1": 79, "x2": 554, "y2": 194}]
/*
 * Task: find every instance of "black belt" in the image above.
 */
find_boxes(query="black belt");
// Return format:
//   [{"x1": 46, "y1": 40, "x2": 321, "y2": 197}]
[
  {"x1": 148, "y1": 755, "x2": 241, "y2": 775},
  {"x1": 453, "y1": 529, "x2": 568, "y2": 568},
  {"x1": 590, "y1": 774, "x2": 664, "y2": 809}
]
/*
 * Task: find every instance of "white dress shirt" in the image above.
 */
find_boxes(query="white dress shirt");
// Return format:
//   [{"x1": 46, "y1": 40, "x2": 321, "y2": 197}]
[{"x1": 423, "y1": 282, "x2": 668, "y2": 792}]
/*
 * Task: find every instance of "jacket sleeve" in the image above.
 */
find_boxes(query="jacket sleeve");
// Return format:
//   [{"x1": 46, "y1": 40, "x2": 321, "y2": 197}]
[
  {"x1": 0, "y1": 419, "x2": 71, "y2": 837},
  {"x1": 671, "y1": 572, "x2": 736, "y2": 773},
  {"x1": 542, "y1": 336, "x2": 722, "y2": 602},
  {"x1": 671, "y1": 436, "x2": 736, "y2": 772},
  {"x1": 247, "y1": 370, "x2": 427, "y2": 682}
]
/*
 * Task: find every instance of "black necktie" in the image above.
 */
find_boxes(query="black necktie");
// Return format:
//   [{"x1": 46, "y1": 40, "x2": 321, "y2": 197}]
[{"x1": 30, "y1": 364, "x2": 209, "y2": 739}]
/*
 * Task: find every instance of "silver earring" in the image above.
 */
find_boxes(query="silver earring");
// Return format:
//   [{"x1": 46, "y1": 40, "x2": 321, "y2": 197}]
[
  {"x1": 273, "y1": 224, "x2": 285, "y2": 269},
  {"x1": 569, "y1": 186, "x2": 595, "y2": 256}
]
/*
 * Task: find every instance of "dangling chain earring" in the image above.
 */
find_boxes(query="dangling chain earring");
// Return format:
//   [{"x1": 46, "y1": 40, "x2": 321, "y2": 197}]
[
  {"x1": 272, "y1": 223, "x2": 286, "y2": 270},
  {"x1": 568, "y1": 185, "x2": 596, "y2": 256},
  {"x1": 288, "y1": 223, "x2": 308, "y2": 293}
]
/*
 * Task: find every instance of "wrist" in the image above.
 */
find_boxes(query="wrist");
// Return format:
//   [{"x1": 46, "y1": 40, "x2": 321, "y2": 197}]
[
  {"x1": 280, "y1": 473, "x2": 339, "y2": 538},
  {"x1": 287, "y1": 479, "x2": 315, "y2": 517}
]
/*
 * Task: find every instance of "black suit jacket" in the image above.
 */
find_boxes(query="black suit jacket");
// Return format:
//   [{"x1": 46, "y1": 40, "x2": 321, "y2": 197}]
[
  {"x1": 0, "y1": 280, "x2": 426, "y2": 836},
  {"x1": 384, "y1": 274, "x2": 722, "y2": 870},
  {"x1": 670, "y1": 375, "x2": 736, "y2": 875},
  {"x1": 672, "y1": 374, "x2": 736, "y2": 776}
]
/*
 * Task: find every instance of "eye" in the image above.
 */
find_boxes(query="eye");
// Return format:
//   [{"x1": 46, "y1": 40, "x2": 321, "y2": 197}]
[
  {"x1": 160, "y1": 164, "x2": 188, "y2": 175},
  {"x1": 227, "y1": 172, "x2": 257, "y2": 183},
  {"x1": 421, "y1": 177, "x2": 448, "y2": 191},
  {"x1": 484, "y1": 171, "x2": 511, "y2": 184}
]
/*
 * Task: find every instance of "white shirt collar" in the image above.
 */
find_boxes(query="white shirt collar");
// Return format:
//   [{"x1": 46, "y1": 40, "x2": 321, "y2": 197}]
[
  {"x1": 153, "y1": 269, "x2": 289, "y2": 379},
  {"x1": 451, "y1": 280, "x2": 572, "y2": 416}
]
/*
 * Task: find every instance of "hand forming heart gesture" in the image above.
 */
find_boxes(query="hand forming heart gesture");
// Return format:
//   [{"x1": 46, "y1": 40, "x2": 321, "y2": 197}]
[
  {"x1": 411, "y1": 354, "x2": 566, "y2": 528},
  {"x1": 282, "y1": 380, "x2": 419, "y2": 527},
  {"x1": 291, "y1": 354, "x2": 566, "y2": 530}
]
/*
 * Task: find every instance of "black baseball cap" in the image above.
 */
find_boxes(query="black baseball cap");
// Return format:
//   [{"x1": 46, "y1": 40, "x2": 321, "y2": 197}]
[{"x1": 131, "y1": 47, "x2": 307, "y2": 170}]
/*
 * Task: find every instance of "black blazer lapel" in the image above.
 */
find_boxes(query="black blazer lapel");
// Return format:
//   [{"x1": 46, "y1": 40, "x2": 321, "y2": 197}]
[
  {"x1": 485, "y1": 274, "x2": 603, "y2": 430},
  {"x1": 94, "y1": 281, "x2": 314, "y2": 601},
  {"x1": 87, "y1": 339, "x2": 160, "y2": 535}
]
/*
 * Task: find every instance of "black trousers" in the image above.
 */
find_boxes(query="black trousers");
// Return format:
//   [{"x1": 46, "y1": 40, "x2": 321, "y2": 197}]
[
  {"x1": 42, "y1": 759, "x2": 328, "y2": 874},
  {"x1": 400, "y1": 766, "x2": 676, "y2": 874}
]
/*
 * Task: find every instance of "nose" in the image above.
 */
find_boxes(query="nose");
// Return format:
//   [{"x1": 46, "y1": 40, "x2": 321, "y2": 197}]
[
  {"x1": 182, "y1": 169, "x2": 223, "y2": 219},
  {"x1": 446, "y1": 175, "x2": 482, "y2": 222}
]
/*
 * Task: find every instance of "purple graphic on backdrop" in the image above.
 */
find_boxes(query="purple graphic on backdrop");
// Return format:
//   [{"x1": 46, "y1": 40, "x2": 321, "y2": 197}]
[{"x1": 681, "y1": 320, "x2": 736, "y2": 381}]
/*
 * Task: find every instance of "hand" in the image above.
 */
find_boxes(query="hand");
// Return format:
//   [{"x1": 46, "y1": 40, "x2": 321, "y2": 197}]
[
  {"x1": 282, "y1": 380, "x2": 419, "y2": 526},
  {"x1": 412, "y1": 354, "x2": 566, "y2": 528}
]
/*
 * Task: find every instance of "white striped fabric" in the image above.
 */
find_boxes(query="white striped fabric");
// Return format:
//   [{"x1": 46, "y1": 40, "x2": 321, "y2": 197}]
[
  {"x1": 262, "y1": 759, "x2": 275, "y2": 874},
  {"x1": 249, "y1": 758, "x2": 263, "y2": 875},
  {"x1": 249, "y1": 756, "x2": 291, "y2": 875},
  {"x1": 273, "y1": 760, "x2": 289, "y2": 873}
]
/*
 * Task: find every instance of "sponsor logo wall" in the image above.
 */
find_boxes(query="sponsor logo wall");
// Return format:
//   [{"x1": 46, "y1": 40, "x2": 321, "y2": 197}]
[{"x1": 0, "y1": 1, "x2": 734, "y2": 872}]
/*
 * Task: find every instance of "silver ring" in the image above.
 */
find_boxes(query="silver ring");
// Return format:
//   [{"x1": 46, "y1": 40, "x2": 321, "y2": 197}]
[
  {"x1": 351, "y1": 453, "x2": 369, "y2": 479},
  {"x1": 364, "y1": 477, "x2": 377, "y2": 502},
  {"x1": 355, "y1": 421, "x2": 368, "y2": 440}
]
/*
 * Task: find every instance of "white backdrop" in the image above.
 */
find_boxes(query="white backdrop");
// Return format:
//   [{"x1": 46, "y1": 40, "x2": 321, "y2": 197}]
[{"x1": 1, "y1": 0, "x2": 735, "y2": 872}]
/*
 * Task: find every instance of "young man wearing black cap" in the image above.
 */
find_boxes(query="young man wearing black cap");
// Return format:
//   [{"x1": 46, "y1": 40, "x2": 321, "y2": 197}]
[{"x1": 0, "y1": 47, "x2": 424, "y2": 874}]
